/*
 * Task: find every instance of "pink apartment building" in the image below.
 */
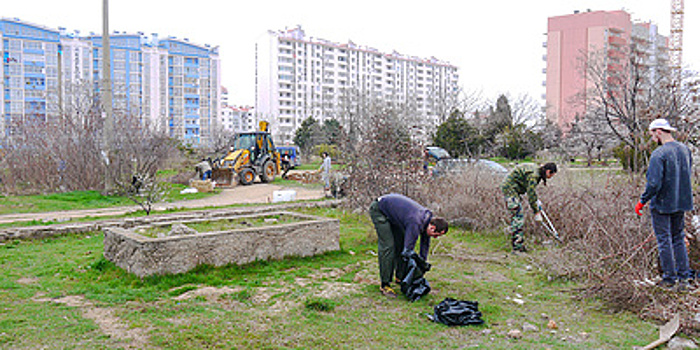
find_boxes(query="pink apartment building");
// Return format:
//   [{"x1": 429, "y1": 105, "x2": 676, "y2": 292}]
[
  {"x1": 546, "y1": 10, "x2": 669, "y2": 132},
  {"x1": 546, "y1": 10, "x2": 632, "y2": 131}
]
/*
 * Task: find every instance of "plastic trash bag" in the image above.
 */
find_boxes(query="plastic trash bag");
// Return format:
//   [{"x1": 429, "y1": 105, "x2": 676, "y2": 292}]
[
  {"x1": 400, "y1": 251, "x2": 432, "y2": 302},
  {"x1": 430, "y1": 298, "x2": 484, "y2": 326}
]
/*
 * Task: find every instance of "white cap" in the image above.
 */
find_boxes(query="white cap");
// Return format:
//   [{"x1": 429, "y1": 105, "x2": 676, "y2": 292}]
[{"x1": 648, "y1": 118, "x2": 676, "y2": 132}]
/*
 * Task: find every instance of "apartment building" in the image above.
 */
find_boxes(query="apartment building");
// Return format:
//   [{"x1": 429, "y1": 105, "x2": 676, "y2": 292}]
[
  {"x1": 0, "y1": 18, "x2": 220, "y2": 146},
  {"x1": 1, "y1": 19, "x2": 60, "y2": 133},
  {"x1": 220, "y1": 105, "x2": 255, "y2": 133},
  {"x1": 545, "y1": 10, "x2": 669, "y2": 130},
  {"x1": 256, "y1": 26, "x2": 460, "y2": 145}
]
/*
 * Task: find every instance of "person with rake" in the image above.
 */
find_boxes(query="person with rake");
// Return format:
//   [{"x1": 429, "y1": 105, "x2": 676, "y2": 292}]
[{"x1": 501, "y1": 162, "x2": 558, "y2": 252}]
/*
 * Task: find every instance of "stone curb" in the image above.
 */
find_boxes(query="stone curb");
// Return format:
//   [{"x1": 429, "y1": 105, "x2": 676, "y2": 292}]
[{"x1": 0, "y1": 200, "x2": 341, "y2": 242}]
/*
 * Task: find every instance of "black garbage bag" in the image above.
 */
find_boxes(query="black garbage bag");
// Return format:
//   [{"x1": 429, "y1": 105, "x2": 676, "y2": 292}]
[
  {"x1": 431, "y1": 298, "x2": 484, "y2": 326},
  {"x1": 400, "y1": 250, "x2": 432, "y2": 302}
]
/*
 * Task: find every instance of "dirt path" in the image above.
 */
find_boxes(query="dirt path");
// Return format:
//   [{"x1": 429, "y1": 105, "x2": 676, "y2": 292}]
[{"x1": 0, "y1": 183, "x2": 325, "y2": 224}]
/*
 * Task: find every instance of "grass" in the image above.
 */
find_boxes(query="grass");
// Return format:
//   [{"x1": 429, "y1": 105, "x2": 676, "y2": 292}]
[
  {"x1": 293, "y1": 161, "x2": 343, "y2": 172},
  {"x1": 135, "y1": 213, "x2": 310, "y2": 238},
  {"x1": 0, "y1": 190, "x2": 131, "y2": 215},
  {"x1": 0, "y1": 184, "x2": 218, "y2": 216},
  {"x1": 0, "y1": 206, "x2": 669, "y2": 349}
]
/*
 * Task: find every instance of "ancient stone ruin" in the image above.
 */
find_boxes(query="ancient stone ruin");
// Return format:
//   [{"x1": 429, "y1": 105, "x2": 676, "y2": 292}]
[{"x1": 103, "y1": 211, "x2": 340, "y2": 277}]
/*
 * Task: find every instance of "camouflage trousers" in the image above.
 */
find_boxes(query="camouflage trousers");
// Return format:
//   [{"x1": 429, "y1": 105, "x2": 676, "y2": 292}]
[{"x1": 504, "y1": 195, "x2": 525, "y2": 250}]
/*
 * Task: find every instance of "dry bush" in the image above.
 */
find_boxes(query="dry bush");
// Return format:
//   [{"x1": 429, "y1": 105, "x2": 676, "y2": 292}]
[
  {"x1": 534, "y1": 170, "x2": 656, "y2": 307},
  {"x1": 413, "y1": 169, "x2": 506, "y2": 231},
  {"x1": 1, "y1": 112, "x2": 104, "y2": 194},
  {"x1": 342, "y1": 109, "x2": 425, "y2": 209},
  {"x1": 534, "y1": 168, "x2": 700, "y2": 332},
  {"x1": 377, "y1": 164, "x2": 700, "y2": 331},
  {"x1": 0, "y1": 109, "x2": 178, "y2": 196}
]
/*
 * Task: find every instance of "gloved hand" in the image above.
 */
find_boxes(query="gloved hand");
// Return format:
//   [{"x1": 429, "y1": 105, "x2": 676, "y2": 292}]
[
  {"x1": 635, "y1": 201, "x2": 645, "y2": 216},
  {"x1": 534, "y1": 212, "x2": 543, "y2": 222}
]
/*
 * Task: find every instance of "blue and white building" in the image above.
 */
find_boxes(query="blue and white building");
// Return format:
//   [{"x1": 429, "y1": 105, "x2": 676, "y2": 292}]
[{"x1": 0, "y1": 18, "x2": 221, "y2": 146}]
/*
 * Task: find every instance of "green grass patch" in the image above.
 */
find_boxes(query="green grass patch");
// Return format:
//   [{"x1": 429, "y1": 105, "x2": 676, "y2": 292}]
[
  {"x1": 0, "y1": 207, "x2": 669, "y2": 349},
  {"x1": 304, "y1": 297, "x2": 336, "y2": 312},
  {"x1": 135, "y1": 213, "x2": 311, "y2": 238},
  {"x1": 0, "y1": 190, "x2": 130, "y2": 214},
  {"x1": 0, "y1": 185, "x2": 219, "y2": 216}
]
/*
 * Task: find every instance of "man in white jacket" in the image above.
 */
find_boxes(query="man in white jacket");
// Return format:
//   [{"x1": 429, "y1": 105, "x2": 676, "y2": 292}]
[{"x1": 318, "y1": 152, "x2": 332, "y2": 192}]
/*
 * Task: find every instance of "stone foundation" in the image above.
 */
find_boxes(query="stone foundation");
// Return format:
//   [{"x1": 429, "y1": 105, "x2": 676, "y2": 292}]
[{"x1": 103, "y1": 211, "x2": 340, "y2": 277}]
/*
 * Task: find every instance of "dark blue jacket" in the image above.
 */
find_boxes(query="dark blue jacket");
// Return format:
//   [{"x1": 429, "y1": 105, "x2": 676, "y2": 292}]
[
  {"x1": 377, "y1": 193, "x2": 432, "y2": 259},
  {"x1": 640, "y1": 141, "x2": 694, "y2": 214}
]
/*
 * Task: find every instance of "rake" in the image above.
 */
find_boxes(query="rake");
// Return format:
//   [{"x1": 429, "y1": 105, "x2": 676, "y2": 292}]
[{"x1": 539, "y1": 207, "x2": 562, "y2": 243}]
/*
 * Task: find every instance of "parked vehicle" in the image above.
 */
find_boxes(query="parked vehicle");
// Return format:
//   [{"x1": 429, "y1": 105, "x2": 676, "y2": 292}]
[
  {"x1": 277, "y1": 146, "x2": 300, "y2": 169},
  {"x1": 432, "y1": 158, "x2": 508, "y2": 177},
  {"x1": 425, "y1": 146, "x2": 451, "y2": 161}
]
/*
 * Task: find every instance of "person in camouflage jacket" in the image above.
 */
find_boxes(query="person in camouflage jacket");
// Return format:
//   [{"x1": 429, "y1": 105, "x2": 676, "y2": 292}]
[{"x1": 501, "y1": 162, "x2": 557, "y2": 252}]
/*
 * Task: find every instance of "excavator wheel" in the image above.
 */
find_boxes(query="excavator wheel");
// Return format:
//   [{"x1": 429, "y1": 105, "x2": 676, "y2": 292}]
[
  {"x1": 239, "y1": 168, "x2": 255, "y2": 186},
  {"x1": 260, "y1": 160, "x2": 276, "y2": 183}
]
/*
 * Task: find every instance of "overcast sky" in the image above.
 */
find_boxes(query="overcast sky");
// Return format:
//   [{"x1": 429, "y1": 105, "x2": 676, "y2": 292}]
[{"x1": 3, "y1": 1, "x2": 699, "y2": 105}]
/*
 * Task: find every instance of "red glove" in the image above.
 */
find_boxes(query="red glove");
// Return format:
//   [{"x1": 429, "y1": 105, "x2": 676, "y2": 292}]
[{"x1": 634, "y1": 202, "x2": 645, "y2": 216}]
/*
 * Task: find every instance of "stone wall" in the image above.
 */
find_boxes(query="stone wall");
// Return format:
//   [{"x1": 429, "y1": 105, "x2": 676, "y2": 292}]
[{"x1": 103, "y1": 211, "x2": 340, "y2": 277}]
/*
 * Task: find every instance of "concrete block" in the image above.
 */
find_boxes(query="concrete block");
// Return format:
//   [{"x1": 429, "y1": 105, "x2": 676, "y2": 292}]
[{"x1": 103, "y1": 211, "x2": 340, "y2": 277}]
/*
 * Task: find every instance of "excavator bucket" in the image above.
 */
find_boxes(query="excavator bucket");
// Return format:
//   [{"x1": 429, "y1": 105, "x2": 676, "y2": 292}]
[{"x1": 212, "y1": 168, "x2": 236, "y2": 186}]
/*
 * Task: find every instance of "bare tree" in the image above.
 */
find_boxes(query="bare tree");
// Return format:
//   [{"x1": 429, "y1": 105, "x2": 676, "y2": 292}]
[
  {"x1": 207, "y1": 120, "x2": 236, "y2": 155},
  {"x1": 115, "y1": 171, "x2": 167, "y2": 215},
  {"x1": 0, "y1": 80, "x2": 178, "y2": 199},
  {"x1": 576, "y1": 47, "x2": 700, "y2": 170},
  {"x1": 508, "y1": 93, "x2": 546, "y2": 127},
  {"x1": 334, "y1": 91, "x2": 425, "y2": 208},
  {"x1": 1, "y1": 80, "x2": 104, "y2": 193},
  {"x1": 564, "y1": 113, "x2": 616, "y2": 166}
]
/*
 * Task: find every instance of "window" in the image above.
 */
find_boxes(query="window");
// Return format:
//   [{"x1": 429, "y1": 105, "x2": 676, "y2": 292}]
[{"x1": 23, "y1": 41, "x2": 42, "y2": 50}]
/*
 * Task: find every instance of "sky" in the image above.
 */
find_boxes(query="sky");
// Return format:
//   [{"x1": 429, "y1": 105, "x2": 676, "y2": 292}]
[{"x1": 3, "y1": 1, "x2": 699, "y2": 106}]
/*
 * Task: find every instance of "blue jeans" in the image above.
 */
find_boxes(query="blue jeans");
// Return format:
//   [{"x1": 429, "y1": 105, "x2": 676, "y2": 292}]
[{"x1": 651, "y1": 209, "x2": 690, "y2": 283}]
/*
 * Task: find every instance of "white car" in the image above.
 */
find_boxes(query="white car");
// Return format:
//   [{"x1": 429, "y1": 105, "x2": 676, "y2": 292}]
[{"x1": 433, "y1": 158, "x2": 508, "y2": 177}]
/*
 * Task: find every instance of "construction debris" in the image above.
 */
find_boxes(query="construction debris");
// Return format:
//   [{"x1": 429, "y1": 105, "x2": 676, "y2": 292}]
[
  {"x1": 190, "y1": 179, "x2": 214, "y2": 193},
  {"x1": 285, "y1": 171, "x2": 321, "y2": 183}
]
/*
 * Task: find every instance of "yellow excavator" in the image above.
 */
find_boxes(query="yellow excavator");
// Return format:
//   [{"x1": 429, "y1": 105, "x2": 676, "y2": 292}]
[{"x1": 213, "y1": 121, "x2": 281, "y2": 185}]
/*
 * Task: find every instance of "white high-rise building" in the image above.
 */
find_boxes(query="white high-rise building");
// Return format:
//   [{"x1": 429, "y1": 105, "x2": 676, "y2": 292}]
[
  {"x1": 256, "y1": 26, "x2": 460, "y2": 145},
  {"x1": 220, "y1": 105, "x2": 254, "y2": 133}
]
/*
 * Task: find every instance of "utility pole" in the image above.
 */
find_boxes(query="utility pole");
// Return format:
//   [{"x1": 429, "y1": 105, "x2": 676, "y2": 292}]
[{"x1": 102, "y1": 0, "x2": 115, "y2": 192}]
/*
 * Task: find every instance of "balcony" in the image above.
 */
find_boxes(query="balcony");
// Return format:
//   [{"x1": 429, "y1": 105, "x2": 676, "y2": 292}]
[
  {"x1": 608, "y1": 36, "x2": 626, "y2": 46},
  {"x1": 607, "y1": 49, "x2": 625, "y2": 60},
  {"x1": 607, "y1": 63, "x2": 623, "y2": 72}
]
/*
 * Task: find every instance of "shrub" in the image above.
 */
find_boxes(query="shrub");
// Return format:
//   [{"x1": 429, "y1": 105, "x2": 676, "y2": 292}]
[{"x1": 389, "y1": 165, "x2": 700, "y2": 332}]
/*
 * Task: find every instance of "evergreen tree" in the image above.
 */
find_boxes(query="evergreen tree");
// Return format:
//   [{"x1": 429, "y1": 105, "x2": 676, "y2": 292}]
[
  {"x1": 433, "y1": 109, "x2": 476, "y2": 157},
  {"x1": 293, "y1": 117, "x2": 322, "y2": 157},
  {"x1": 322, "y1": 118, "x2": 343, "y2": 145}
]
